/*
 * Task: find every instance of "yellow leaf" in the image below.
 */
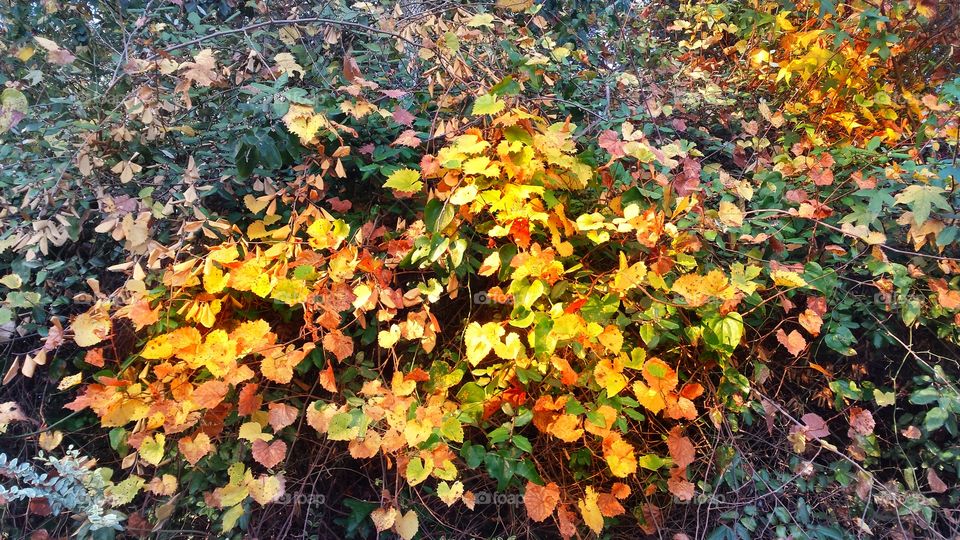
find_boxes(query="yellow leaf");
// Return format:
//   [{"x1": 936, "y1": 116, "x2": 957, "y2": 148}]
[
  {"x1": 577, "y1": 486, "x2": 604, "y2": 534},
  {"x1": 239, "y1": 421, "x2": 272, "y2": 442},
  {"x1": 203, "y1": 264, "x2": 229, "y2": 294},
  {"x1": 140, "y1": 433, "x2": 165, "y2": 465},
  {"x1": 283, "y1": 104, "x2": 328, "y2": 144},
  {"x1": 437, "y1": 480, "x2": 464, "y2": 506},
  {"x1": 246, "y1": 473, "x2": 284, "y2": 505},
  {"x1": 464, "y1": 321, "x2": 504, "y2": 366},
  {"x1": 371, "y1": 507, "x2": 398, "y2": 532},
  {"x1": 72, "y1": 306, "x2": 111, "y2": 347},
  {"x1": 394, "y1": 510, "x2": 419, "y2": 540},
  {"x1": 771, "y1": 269, "x2": 807, "y2": 288},
  {"x1": 57, "y1": 373, "x2": 82, "y2": 390}
]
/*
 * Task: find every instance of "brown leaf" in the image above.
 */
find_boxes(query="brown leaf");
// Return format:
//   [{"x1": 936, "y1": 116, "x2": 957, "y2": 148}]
[
  {"x1": 927, "y1": 468, "x2": 948, "y2": 493},
  {"x1": 667, "y1": 427, "x2": 696, "y2": 469},
  {"x1": 191, "y1": 380, "x2": 228, "y2": 409},
  {"x1": 252, "y1": 439, "x2": 287, "y2": 469},
  {"x1": 848, "y1": 407, "x2": 875, "y2": 436},
  {"x1": 667, "y1": 468, "x2": 695, "y2": 501},
  {"x1": 801, "y1": 413, "x2": 830, "y2": 438}
]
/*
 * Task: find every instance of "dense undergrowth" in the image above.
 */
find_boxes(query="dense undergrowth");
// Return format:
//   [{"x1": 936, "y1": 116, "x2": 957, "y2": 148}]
[{"x1": 1, "y1": 0, "x2": 959, "y2": 538}]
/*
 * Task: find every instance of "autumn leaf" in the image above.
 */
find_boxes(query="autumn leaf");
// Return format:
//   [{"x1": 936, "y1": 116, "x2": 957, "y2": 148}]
[
  {"x1": 179, "y1": 432, "x2": 213, "y2": 465},
  {"x1": 383, "y1": 168, "x2": 423, "y2": 194},
  {"x1": 667, "y1": 427, "x2": 695, "y2": 469},
  {"x1": 524, "y1": 481, "x2": 560, "y2": 522},
  {"x1": 322, "y1": 329, "x2": 353, "y2": 362},
  {"x1": 776, "y1": 328, "x2": 806, "y2": 357},
  {"x1": 252, "y1": 439, "x2": 287, "y2": 469},
  {"x1": 472, "y1": 93, "x2": 505, "y2": 116},
  {"x1": 577, "y1": 486, "x2": 604, "y2": 534},
  {"x1": 72, "y1": 306, "x2": 111, "y2": 347},
  {"x1": 268, "y1": 403, "x2": 299, "y2": 431},
  {"x1": 394, "y1": 509, "x2": 419, "y2": 540}
]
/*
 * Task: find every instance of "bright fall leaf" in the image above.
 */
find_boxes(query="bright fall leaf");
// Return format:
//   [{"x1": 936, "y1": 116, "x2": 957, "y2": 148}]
[{"x1": 524, "y1": 481, "x2": 561, "y2": 522}]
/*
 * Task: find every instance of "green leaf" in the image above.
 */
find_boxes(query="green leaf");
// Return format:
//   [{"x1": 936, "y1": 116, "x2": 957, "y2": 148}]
[
  {"x1": 472, "y1": 93, "x2": 505, "y2": 116},
  {"x1": 924, "y1": 407, "x2": 948, "y2": 432},
  {"x1": 895, "y1": 185, "x2": 951, "y2": 225},
  {"x1": 384, "y1": 168, "x2": 422, "y2": 193}
]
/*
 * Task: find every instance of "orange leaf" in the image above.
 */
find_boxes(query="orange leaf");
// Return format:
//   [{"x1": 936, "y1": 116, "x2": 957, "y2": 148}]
[
  {"x1": 252, "y1": 439, "x2": 287, "y2": 469},
  {"x1": 776, "y1": 328, "x2": 806, "y2": 357},
  {"x1": 319, "y1": 363, "x2": 337, "y2": 393},
  {"x1": 523, "y1": 481, "x2": 560, "y2": 522},
  {"x1": 798, "y1": 309, "x2": 823, "y2": 336},
  {"x1": 237, "y1": 383, "x2": 262, "y2": 416},
  {"x1": 597, "y1": 492, "x2": 625, "y2": 517},
  {"x1": 667, "y1": 427, "x2": 696, "y2": 469},
  {"x1": 192, "y1": 380, "x2": 228, "y2": 409},
  {"x1": 557, "y1": 505, "x2": 578, "y2": 539},
  {"x1": 610, "y1": 482, "x2": 631, "y2": 499},
  {"x1": 322, "y1": 329, "x2": 353, "y2": 362},
  {"x1": 178, "y1": 432, "x2": 213, "y2": 465},
  {"x1": 667, "y1": 468, "x2": 695, "y2": 501}
]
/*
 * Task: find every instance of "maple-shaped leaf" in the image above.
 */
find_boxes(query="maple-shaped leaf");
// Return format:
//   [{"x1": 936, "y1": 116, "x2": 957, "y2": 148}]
[
  {"x1": 667, "y1": 427, "x2": 695, "y2": 469},
  {"x1": 383, "y1": 168, "x2": 422, "y2": 194},
  {"x1": 472, "y1": 93, "x2": 505, "y2": 116},
  {"x1": 524, "y1": 481, "x2": 560, "y2": 522},
  {"x1": 252, "y1": 439, "x2": 287, "y2": 469},
  {"x1": 179, "y1": 432, "x2": 213, "y2": 465},
  {"x1": 179, "y1": 48, "x2": 220, "y2": 87},
  {"x1": 273, "y1": 52, "x2": 304, "y2": 78},
  {"x1": 895, "y1": 184, "x2": 951, "y2": 225}
]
